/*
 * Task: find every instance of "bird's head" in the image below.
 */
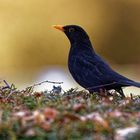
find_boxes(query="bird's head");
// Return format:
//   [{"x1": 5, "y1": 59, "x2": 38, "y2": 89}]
[{"x1": 53, "y1": 25, "x2": 89, "y2": 44}]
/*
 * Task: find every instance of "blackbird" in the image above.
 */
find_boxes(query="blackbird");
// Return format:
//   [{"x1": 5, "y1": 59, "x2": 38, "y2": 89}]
[{"x1": 53, "y1": 25, "x2": 140, "y2": 97}]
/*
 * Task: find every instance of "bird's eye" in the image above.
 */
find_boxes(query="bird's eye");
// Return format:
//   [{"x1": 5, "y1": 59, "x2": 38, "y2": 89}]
[{"x1": 69, "y1": 28, "x2": 75, "y2": 32}]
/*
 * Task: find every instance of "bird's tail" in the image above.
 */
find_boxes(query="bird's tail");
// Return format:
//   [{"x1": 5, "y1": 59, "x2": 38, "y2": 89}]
[
  {"x1": 131, "y1": 81, "x2": 140, "y2": 88},
  {"x1": 120, "y1": 80, "x2": 140, "y2": 88}
]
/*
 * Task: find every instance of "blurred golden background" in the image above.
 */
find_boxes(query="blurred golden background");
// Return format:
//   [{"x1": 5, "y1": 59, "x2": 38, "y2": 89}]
[{"x1": 0, "y1": 0, "x2": 140, "y2": 92}]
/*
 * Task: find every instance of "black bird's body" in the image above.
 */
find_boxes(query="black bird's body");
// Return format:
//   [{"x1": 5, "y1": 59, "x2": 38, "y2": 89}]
[{"x1": 54, "y1": 25, "x2": 140, "y2": 97}]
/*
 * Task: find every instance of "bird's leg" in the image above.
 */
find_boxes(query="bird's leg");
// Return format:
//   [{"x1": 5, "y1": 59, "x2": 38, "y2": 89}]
[
  {"x1": 106, "y1": 91, "x2": 114, "y2": 96},
  {"x1": 89, "y1": 91, "x2": 94, "y2": 94},
  {"x1": 98, "y1": 88, "x2": 108, "y2": 97},
  {"x1": 115, "y1": 88, "x2": 125, "y2": 98}
]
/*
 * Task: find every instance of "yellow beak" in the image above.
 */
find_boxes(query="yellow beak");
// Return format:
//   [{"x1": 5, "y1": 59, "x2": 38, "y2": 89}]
[{"x1": 53, "y1": 25, "x2": 64, "y2": 32}]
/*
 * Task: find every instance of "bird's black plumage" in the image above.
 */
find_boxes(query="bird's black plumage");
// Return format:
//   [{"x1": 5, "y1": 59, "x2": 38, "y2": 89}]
[{"x1": 54, "y1": 25, "x2": 140, "y2": 97}]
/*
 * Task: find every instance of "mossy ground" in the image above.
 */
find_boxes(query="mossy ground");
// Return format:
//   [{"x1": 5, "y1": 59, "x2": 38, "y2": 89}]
[{"x1": 0, "y1": 81, "x2": 140, "y2": 140}]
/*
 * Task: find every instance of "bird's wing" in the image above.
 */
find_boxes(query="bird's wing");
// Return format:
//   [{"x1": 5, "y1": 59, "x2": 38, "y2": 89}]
[
  {"x1": 75, "y1": 53, "x2": 138, "y2": 87},
  {"x1": 75, "y1": 55, "x2": 114, "y2": 82},
  {"x1": 82, "y1": 54, "x2": 140, "y2": 88},
  {"x1": 71, "y1": 53, "x2": 140, "y2": 90},
  {"x1": 69, "y1": 56, "x2": 102, "y2": 88}
]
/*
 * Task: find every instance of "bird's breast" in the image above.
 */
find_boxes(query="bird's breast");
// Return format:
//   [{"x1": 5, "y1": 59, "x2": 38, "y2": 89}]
[{"x1": 68, "y1": 55, "x2": 82, "y2": 82}]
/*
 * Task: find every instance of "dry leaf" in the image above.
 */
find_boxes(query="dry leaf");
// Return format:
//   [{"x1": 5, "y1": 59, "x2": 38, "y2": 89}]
[
  {"x1": 63, "y1": 113, "x2": 80, "y2": 121},
  {"x1": 44, "y1": 107, "x2": 59, "y2": 122},
  {"x1": 40, "y1": 121, "x2": 51, "y2": 131},
  {"x1": 33, "y1": 110, "x2": 45, "y2": 124},
  {"x1": 109, "y1": 110, "x2": 122, "y2": 117},
  {"x1": 81, "y1": 112, "x2": 109, "y2": 129}
]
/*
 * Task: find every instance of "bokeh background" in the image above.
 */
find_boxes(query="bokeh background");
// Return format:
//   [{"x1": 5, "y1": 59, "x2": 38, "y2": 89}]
[{"x1": 0, "y1": 0, "x2": 140, "y2": 93}]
